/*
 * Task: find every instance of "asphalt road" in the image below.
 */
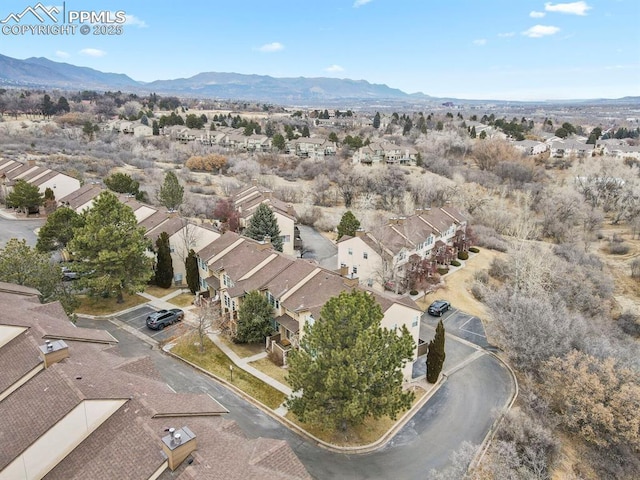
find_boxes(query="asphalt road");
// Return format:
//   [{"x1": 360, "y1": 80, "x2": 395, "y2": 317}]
[
  {"x1": 77, "y1": 314, "x2": 515, "y2": 480},
  {"x1": 297, "y1": 224, "x2": 338, "y2": 269},
  {"x1": 0, "y1": 215, "x2": 43, "y2": 247},
  {"x1": 115, "y1": 305, "x2": 190, "y2": 343},
  {"x1": 421, "y1": 307, "x2": 492, "y2": 349}
]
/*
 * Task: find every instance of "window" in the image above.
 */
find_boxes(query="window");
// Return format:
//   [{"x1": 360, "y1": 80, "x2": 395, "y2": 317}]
[
  {"x1": 426, "y1": 236, "x2": 434, "y2": 246},
  {"x1": 170, "y1": 244, "x2": 175, "y2": 253},
  {"x1": 367, "y1": 278, "x2": 373, "y2": 287},
  {"x1": 352, "y1": 266, "x2": 358, "y2": 274},
  {"x1": 363, "y1": 252, "x2": 368, "y2": 259},
  {"x1": 281, "y1": 235, "x2": 291, "y2": 243},
  {"x1": 348, "y1": 248, "x2": 353, "y2": 256},
  {"x1": 412, "y1": 316, "x2": 419, "y2": 327}
]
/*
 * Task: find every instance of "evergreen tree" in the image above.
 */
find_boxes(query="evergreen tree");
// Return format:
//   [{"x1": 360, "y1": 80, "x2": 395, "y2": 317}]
[
  {"x1": 6, "y1": 179, "x2": 43, "y2": 214},
  {"x1": 470, "y1": 126, "x2": 477, "y2": 138},
  {"x1": 373, "y1": 111, "x2": 381, "y2": 129},
  {"x1": 426, "y1": 319, "x2": 446, "y2": 383},
  {"x1": 272, "y1": 133, "x2": 286, "y2": 151},
  {"x1": 152, "y1": 120, "x2": 160, "y2": 135},
  {"x1": 301, "y1": 125, "x2": 310, "y2": 137},
  {"x1": 328, "y1": 132, "x2": 339, "y2": 143},
  {"x1": 244, "y1": 203, "x2": 283, "y2": 252},
  {"x1": 286, "y1": 290, "x2": 415, "y2": 431},
  {"x1": 68, "y1": 191, "x2": 153, "y2": 303},
  {"x1": 56, "y1": 96, "x2": 70, "y2": 113},
  {"x1": 154, "y1": 232, "x2": 174, "y2": 288},
  {"x1": 36, "y1": 207, "x2": 84, "y2": 252},
  {"x1": 235, "y1": 290, "x2": 274, "y2": 343},
  {"x1": 42, "y1": 94, "x2": 56, "y2": 117},
  {"x1": 185, "y1": 249, "x2": 200, "y2": 294},
  {"x1": 336, "y1": 210, "x2": 361, "y2": 240},
  {"x1": 104, "y1": 172, "x2": 140, "y2": 196},
  {"x1": 158, "y1": 171, "x2": 184, "y2": 211}
]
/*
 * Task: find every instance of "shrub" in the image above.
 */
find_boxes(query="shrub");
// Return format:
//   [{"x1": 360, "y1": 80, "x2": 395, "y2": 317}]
[
  {"x1": 409, "y1": 290, "x2": 419, "y2": 296},
  {"x1": 469, "y1": 247, "x2": 480, "y2": 253},
  {"x1": 450, "y1": 260, "x2": 461, "y2": 267},
  {"x1": 457, "y1": 251, "x2": 469, "y2": 260},
  {"x1": 617, "y1": 311, "x2": 640, "y2": 337},
  {"x1": 437, "y1": 267, "x2": 449, "y2": 275},
  {"x1": 632, "y1": 258, "x2": 640, "y2": 279},
  {"x1": 471, "y1": 283, "x2": 485, "y2": 301},
  {"x1": 608, "y1": 242, "x2": 630, "y2": 255}
]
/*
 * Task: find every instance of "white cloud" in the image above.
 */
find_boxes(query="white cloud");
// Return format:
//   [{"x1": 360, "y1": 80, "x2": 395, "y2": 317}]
[
  {"x1": 522, "y1": 25, "x2": 560, "y2": 38},
  {"x1": 498, "y1": 32, "x2": 515, "y2": 37},
  {"x1": 353, "y1": 0, "x2": 372, "y2": 7},
  {"x1": 544, "y1": 1, "x2": 591, "y2": 15},
  {"x1": 325, "y1": 64, "x2": 344, "y2": 73},
  {"x1": 473, "y1": 39, "x2": 487, "y2": 46},
  {"x1": 124, "y1": 14, "x2": 147, "y2": 28},
  {"x1": 530, "y1": 11, "x2": 546, "y2": 18},
  {"x1": 55, "y1": 50, "x2": 70, "y2": 58},
  {"x1": 79, "y1": 48, "x2": 107, "y2": 57},
  {"x1": 257, "y1": 42, "x2": 284, "y2": 53}
]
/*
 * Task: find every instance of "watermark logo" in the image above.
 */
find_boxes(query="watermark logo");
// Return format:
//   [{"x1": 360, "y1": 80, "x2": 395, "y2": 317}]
[{"x1": 2, "y1": 2, "x2": 126, "y2": 36}]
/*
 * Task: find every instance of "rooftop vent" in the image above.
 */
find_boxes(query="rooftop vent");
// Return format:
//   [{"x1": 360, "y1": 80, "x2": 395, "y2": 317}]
[
  {"x1": 39, "y1": 339, "x2": 69, "y2": 368},
  {"x1": 161, "y1": 426, "x2": 197, "y2": 471}
]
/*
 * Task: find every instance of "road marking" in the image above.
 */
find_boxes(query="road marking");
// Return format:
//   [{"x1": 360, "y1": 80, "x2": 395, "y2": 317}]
[{"x1": 458, "y1": 317, "x2": 487, "y2": 338}]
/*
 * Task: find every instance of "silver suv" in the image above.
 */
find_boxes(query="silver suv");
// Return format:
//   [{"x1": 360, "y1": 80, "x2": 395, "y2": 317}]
[{"x1": 146, "y1": 308, "x2": 184, "y2": 330}]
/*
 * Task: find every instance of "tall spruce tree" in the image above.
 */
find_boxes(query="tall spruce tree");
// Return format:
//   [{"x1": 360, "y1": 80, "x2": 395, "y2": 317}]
[
  {"x1": 286, "y1": 290, "x2": 415, "y2": 432},
  {"x1": 373, "y1": 111, "x2": 381, "y2": 129},
  {"x1": 235, "y1": 291, "x2": 274, "y2": 343},
  {"x1": 244, "y1": 203, "x2": 283, "y2": 252},
  {"x1": 426, "y1": 319, "x2": 446, "y2": 383},
  {"x1": 336, "y1": 210, "x2": 361, "y2": 240},
  {"x1": 158, "y1": 171, "x2": 184, "y2": 211},
  {"x1": 154, "y1": 232, "x2": 174, "y2": 288},
  {"x1": 6, "y1": 179, "x2": 44, "y2": 214},
  {"x1": 185, "y1": 249, "x2": 200, "y2": 294}
]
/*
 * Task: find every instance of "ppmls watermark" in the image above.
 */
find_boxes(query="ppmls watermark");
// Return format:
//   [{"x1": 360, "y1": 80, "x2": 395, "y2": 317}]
[{"x1": 1, "y1": 2, "x2": 126, "y2": 36}]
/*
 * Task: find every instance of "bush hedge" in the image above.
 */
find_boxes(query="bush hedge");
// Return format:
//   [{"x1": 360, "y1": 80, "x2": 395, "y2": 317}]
[
  {"x1": 450, "y1": 260, "x2": 461, "y2": 267},
  {"x1": 409, "y1": 290, "x2": 419, "y2": 296},
  {"x1": 458, "y1": 251, "x2": 469, "y2": 260},
  {"x1": 469, "y1": 247, "x2": 480, "y2": 253},
  {"x1": 437, "y1": 267, "x2": 449, "y2": 275}
]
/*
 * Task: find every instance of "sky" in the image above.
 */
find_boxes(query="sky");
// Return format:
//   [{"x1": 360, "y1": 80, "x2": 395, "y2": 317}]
[{"x1": 1, "y1": 0, "x2": 639, "y2": 101}]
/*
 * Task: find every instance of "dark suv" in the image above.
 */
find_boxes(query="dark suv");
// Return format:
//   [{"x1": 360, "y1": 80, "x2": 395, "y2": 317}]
[
  {"x1": 146, "y1": 308, "x2": 184, "y2": 330},
  {"x1": 427, "y1": 300, "x2": 451, "y2": 317}
]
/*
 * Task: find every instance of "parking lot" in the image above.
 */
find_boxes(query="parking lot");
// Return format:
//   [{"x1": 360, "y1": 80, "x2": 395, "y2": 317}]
[
  {"x1": 114, "y1": 305, "x2": 190, "y2": 343},
  {"x1": 421, "y1": 307, "x2": 491, "y2": 349}
]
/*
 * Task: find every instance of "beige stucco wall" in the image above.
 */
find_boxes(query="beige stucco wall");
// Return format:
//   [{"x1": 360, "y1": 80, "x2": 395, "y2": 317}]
[
  {"x1": 38, "y1": 174, "x2": 81, "y2": 203},
  {"x1": 337, "y1": 237, "x2": 383, "y2": 291}
]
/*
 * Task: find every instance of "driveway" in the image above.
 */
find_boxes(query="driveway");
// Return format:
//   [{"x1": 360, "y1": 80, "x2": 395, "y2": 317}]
[
  {"x1": 297, "y1": 224, "x2": 337, "y2": 269},
  {"x1": 77, "y1": 309, "x2": 516, "y2": 479},
  {"x1": 0, "y1": 215, "x2": 43, "y2": 247},
  {"x1": 113, "y1": 304, "x2": 190, "y2": 344},
  {"x1": 421, "y1": 307, "x2": 492, "y2": 349}
]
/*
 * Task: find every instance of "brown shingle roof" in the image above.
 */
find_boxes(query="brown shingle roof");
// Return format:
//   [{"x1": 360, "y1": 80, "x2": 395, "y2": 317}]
[{"x1": 0, "y1": 330, "x2": 42, "y2": 395}]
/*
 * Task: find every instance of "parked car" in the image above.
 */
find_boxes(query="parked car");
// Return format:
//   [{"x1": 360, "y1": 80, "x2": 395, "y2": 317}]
[
  {"x1": 146, "y1": 308, "x2": 184, "y2": 330},
  {"x1": 428, "y1": 300, "x2": 451, "y2": 317},
  {"x1": 61, "y1": 266, "x2": 79, "y2": 281}
]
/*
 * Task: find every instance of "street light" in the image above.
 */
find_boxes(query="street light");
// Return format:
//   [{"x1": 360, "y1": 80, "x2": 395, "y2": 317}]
[{"x1": 229, "y1": 364, "x2": 233, "y2": 381}]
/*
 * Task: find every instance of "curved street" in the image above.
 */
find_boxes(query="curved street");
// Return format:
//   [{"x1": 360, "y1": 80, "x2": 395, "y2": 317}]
[{"x1": 78, "y1": 314, "x2": 515, "y2": 479}]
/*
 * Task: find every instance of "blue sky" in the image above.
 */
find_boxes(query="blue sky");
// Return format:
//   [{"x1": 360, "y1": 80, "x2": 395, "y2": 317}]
[{"x1": 1, "y1": 0, "x2": 639, "y2": 100}]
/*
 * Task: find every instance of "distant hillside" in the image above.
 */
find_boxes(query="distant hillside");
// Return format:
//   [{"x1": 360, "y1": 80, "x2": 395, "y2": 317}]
[{"x1": 0, "y1": 53, "x2": 429, "y2": 103}]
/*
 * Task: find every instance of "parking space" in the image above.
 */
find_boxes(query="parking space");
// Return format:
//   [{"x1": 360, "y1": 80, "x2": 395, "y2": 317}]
[
  {"x1": 115, "y1": 305, "x2": 189, "y2": 343},
  {"x1": 421, "y1": 308, "x2": 491, "y2": 349}
]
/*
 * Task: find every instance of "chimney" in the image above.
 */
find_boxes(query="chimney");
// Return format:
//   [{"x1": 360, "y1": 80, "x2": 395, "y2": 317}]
[
  {"x1": 257, "y1": 235, "x2": 272, "y2": 251},
  {"x1": 162, "y1": 426, "x2": 197, "y2": 471},
  {"x1": 39, "y1": 339, "x2": 69, "y2": 368},
  {"x1": 27, "y1": 159, "x2": 36, "y2": 167},
  {"x1": 339, "y1": 263, "x2": 348, "y2": 277},
  {"x1": 263, "y1": 190, "x2": 273, "y2": 200},
  {"x1": 355, "y1": 228, "x2": 366, "y2": 238},
  {"x1": 343, "y1": 273, "x2": 359, "y2": 288}
]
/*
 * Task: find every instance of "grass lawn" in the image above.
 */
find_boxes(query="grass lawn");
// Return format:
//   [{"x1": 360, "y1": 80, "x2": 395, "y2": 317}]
[
  {"x1": 285, "y1": 386, "x2": 426, "y2": 446},
  {"x1": 144, "y1": 284, "x2": 181, "y2": 298},
  {"x1": 171, "y1": 334, "x2": 286, "y2": 409},
  {"x1": 217, "y1": 334, "x2": 264, "y2": 358},
  {"x1": 75, "y1": 292, "x2": 148, "y2": 316},
  {"x1": 249, "y1": 357, "x2": 290, "y2": 387},
  {"x1": 168, "y1": 293, "x2": 195, "y2": 308}
]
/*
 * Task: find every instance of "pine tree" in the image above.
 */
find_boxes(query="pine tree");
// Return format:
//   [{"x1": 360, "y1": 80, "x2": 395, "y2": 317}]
[
  {"x1": 286, "y1": 290, "x2": 415, "y2": 431},
  {"x1": 36, "y1": 207, "x2": 84, "y2": 252},
  {"x1": 154, "y1": 232, "x2": 174, "y2": 288},
  {"x1": 158, "y1": 171, "x2": 184, "y2": 211},
  {"x1": 373, "y1": 111, "x2": 381, "y2": 129},
  {"x1": 235, "y1": 291, "x2": 274, "y2": 343},
  {"x1": 336, "y1": 210, "x2": 361, "y2": 240},
  {"x1": 152, "y1": 120, "x2": 160, "y2": 135},
  {"x1": 426, "y1": 320, "x2": 446, "y2": 383},
  {"x1": 6, "y1": 179, "x2": 44, "y2": 214},
  {"x1": 244, "y1": 203, "x2": 283, "y2": 252},
  {"x1": 68, "y1": 191, "x2": 153, "y2": 303},
  {"x1": 185, "y1": 249, "x2": 200, "y2": 294}
]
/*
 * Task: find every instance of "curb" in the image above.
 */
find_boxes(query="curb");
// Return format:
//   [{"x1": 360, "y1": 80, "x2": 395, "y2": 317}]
[{"x1": 164, "y1": 341, "x2": 450, "y2": 454}]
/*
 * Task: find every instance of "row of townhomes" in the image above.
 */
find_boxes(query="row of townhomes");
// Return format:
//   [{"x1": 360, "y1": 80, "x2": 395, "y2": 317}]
[
  {"x1": 233, "y1": 183, "x2": 301, "y2": 257},
  {"x1": 337, "y1": 207, "x2": 468, "y2": 294},
  {"x1": 59, "y1": 184, "x2": 220, "y2": 285},
  {"x1": 195, "y1": 231, "x2": 422, "y2": 381},
  {"x1": 0, "y1": 158, "x2": 81, "y2": 206},
  {"x1": 352, "y1": 140, "x2": 419, "y2": 165},
  {"x1": 0, "y1": 281, "x2": 311, "y2": 479}
]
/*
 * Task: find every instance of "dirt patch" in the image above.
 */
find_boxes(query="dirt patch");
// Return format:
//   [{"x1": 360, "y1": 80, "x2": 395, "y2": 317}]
[{"x1": 416, "y1": 248, "x2": 505, "y2": 320}]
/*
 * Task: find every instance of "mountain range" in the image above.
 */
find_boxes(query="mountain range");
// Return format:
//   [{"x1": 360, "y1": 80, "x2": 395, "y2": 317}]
[{"x1": 0, "y1": 53, "x2": 429, "y2": 104}]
